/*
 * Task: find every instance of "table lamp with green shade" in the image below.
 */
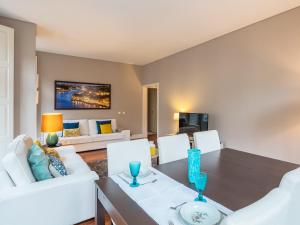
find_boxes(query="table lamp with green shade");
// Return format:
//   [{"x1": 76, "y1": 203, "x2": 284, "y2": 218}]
[{"x1": 41, "y1": 113, "x2": 63, "y2": 147}]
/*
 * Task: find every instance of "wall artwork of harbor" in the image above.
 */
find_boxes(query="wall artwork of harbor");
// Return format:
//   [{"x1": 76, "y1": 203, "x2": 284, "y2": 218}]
[{"x1": 55, "y1": 81, "x2": 111, "y2": 109}]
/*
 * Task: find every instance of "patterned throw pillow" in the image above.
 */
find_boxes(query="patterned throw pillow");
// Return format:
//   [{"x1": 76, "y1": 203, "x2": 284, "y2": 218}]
[
  {"x1": 48, "y1": 155, "x2": 68, "y2": 177},
  {"x1": 96, "y1": 120, "x2": 112, "y2": 134},
  {"x1": 63, "y1": 128, "x2": 80, "y2": 137}
]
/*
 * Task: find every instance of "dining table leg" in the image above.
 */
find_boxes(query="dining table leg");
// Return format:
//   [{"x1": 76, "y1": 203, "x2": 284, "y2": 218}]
[{"x1": 96, "y1": 187, "x2": 112, "y2": 225}]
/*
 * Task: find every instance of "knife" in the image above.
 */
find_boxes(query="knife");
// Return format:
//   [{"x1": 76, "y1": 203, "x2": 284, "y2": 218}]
[{"x1": 117, "y1": 174, "x2": 130, "y2": 185}]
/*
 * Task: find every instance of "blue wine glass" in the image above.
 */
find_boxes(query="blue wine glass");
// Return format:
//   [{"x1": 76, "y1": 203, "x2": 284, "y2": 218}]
[
  {"x1": 194, "y1": 172, "x2": 208, "y2": 202},
  {"x1": 129, "y1": 161, "x2": 141, "y2": 187}
]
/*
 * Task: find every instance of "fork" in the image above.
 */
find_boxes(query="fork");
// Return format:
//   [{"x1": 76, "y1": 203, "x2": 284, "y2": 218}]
[
  {"x1": 170, "y1": 201, "x2": 187, "y2": 210},
  {"x1": 117, "y1": 174, "x2": 130, "y2": 184},
  {"x1": 140, "y1": 179, "x2": 158, "y2": 185}
]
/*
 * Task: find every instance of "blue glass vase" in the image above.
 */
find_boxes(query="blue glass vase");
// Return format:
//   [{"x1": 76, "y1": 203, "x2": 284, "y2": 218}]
[{"x1": 188, "y1": 148, "x2": 201, "y2": 184}]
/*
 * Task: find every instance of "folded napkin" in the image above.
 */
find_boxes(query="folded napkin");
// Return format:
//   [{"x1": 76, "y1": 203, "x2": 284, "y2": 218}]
[{"x1": 118, "y1": 170, "x2": 157, "y2": 185}]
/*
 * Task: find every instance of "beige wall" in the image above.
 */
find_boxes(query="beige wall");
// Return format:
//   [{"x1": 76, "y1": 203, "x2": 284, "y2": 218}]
[
  {"x1": 0, "y1": 16, "x2": 37, "y2": 138},
  {"x1": 140, "y1": 7, "x2": 300, "y2": 164},
  {"x1": 37, "y1": 52, "x2": 142, "y2": 134}
]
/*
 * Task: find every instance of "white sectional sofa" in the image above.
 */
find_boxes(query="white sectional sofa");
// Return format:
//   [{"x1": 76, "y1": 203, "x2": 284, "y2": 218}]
[
  {"x1": 0, "y1": 135, "x2": 99, "y2": 225},
  {"x1": 60, "y1": 119, "x2": 130, "y2": 152}
]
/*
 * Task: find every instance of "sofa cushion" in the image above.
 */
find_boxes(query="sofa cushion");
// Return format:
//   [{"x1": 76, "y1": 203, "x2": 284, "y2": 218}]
[
  {"x1": 28, "y1": 144, "x2": 53, "y2": 181},
  {"x1": 2, "y1": 135, "x2": 36, "y2": 186},
  {"x1": 88, "y1": 119, "x2": 117, "y2": 135},
  {"x1": 60, "y1": 135, "x2": 92, "y2": 145},
  {"x1": 63, "y1": 119, "x2": 89, "y2": 136},
  {"x1": 60, "y1": 132, "x2": 124, "y2": 146},
  {"x1": 0, "y1": 170, "x2": 14, "y2": 191},
  {"x1": 90, "y1": 133, "x2": 123, "y2": 142}
]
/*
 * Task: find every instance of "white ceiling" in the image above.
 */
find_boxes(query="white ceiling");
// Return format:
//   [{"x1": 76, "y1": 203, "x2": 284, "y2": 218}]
[{"x1": 0, "y1": 0, "x2": 300, "y2": 65}]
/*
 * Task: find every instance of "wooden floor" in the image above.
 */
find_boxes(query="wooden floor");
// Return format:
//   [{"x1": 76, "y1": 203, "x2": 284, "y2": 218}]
[{"x1": 78, "y1": 134, "x2": 157, "y2": 225}]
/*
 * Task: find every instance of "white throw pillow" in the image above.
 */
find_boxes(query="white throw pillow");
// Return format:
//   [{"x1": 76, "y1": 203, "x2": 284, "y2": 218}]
[
  {"x1": 0, "y1": 170, "x2": 14, "y2": 191},
  {"x1": 2, "y1": 135, "x2": 36, "y2": 186}
]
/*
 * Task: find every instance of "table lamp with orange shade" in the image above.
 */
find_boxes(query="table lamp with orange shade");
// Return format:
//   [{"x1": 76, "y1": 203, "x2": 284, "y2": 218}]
[{"x1": 41, "y1": 113, "x2": 63, "y2": 147}]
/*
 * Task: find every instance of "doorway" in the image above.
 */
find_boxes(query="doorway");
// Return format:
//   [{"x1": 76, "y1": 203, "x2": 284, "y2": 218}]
[
  {"x1": 147, "y1": 88, "x2": 157, "y2": 135},
  {"x1": 142, "y1": 83, "x2": 159, "y2": 140}
]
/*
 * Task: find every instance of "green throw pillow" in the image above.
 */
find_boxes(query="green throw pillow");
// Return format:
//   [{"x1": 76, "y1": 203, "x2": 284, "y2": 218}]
[{"x1": 27, "y1": 144, "x2": 53, "y2": 181}]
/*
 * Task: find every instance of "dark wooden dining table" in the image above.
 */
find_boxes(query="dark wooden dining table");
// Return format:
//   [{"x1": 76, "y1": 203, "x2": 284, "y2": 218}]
[{"x1": 95, "y1": 148, "x2": 299, "y2": 225}]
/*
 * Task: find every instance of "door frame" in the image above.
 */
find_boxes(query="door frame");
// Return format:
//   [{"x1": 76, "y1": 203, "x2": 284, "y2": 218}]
[
  {"x1": 142, "y1": 83, "x2": 159, "y2": 138},
  {"x1": 0, "y1": 24, "x2": 14, "y2": 156}
]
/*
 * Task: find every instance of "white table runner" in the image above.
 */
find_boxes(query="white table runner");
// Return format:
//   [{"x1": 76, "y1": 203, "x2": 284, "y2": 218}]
[{"x1": 111, "y1": 167, "x2": 233, "y2": 225}]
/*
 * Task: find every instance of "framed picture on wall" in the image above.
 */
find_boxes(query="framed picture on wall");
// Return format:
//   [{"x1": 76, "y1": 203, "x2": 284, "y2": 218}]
[{"x1": 54, "y1": 80, "x2": 111, "y2": 110}]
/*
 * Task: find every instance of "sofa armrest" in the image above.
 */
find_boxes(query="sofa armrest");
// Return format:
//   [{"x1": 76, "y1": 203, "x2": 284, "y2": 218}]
[
  {"x1": 0, "y1": 171, "x2": 98, "y2": 201},
  {"x1": 0, "y1": 171, "x2": 99, "y2": 225},
  {"x1": 121, "y1": 130, "x2": 130, "y2": 140}
]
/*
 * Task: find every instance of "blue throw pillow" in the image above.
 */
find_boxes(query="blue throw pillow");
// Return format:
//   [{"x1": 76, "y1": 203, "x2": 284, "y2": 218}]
[
  {"x1": 96, "y1": 120, "x2": 111, "y2": 134},
  {"x1": 48, "y1": 155, "x2": 68, "y2": 177},
  {"x1": 28, "y1": 144, "x2": 53, "y2": 181},
  {"x1": 63, "y1": 122, "x2": 79, "y2": 129}
]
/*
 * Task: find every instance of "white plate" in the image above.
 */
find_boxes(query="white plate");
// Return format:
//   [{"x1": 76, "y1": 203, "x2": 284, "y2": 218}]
[
  {"x1": 123, "y1": 167, "x2": 152, "y2": 178},
  {"x1": 179, "y1": 202, "x2": 221, "y2": 225}
]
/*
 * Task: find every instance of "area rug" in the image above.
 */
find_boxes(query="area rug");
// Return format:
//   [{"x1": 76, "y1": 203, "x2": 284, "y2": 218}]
[{"x1": 87, "y1": 159, "x2": 108, "y2": 179}]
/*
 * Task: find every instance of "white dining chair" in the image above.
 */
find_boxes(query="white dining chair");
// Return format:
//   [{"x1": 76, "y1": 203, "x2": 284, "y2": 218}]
[
  {"x1": 278, "y1": 167, "x2": 300, "y2": 225},
  {"x1": 107, "y1": 139, "x2": 151, "y2": 177},
  {"x1": 193, "y1": 130, "x2": 221, "y2": 154},
  {"x1": 220, "y1": 188, "x2": 290, "y2": 225},
  {"x1": 221, "y1": 167, "x2": 300, "y2": 225},
  {"x1": 157, "y1": 133, "x2": 190, "y2": 164}
]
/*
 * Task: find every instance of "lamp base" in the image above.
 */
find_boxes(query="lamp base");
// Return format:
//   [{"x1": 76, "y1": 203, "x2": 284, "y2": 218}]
[{"x1": 46, "y1": 133, "x2": 59, "y2": 147}]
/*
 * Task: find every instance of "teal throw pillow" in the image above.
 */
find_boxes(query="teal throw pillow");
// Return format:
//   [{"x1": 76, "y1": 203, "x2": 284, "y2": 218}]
[{"x1": 27, "y1": 144, "x2": 53, "y2": 181}]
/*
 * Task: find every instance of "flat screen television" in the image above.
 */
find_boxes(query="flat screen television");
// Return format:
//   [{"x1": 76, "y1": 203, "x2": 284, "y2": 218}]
[{"x1": 179, "y1": 112, "x2": 208, "y2": 134}]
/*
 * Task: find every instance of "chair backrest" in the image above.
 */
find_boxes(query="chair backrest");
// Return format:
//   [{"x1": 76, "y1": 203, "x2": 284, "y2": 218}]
[
  {"x1": 107, "y1": 139, "x2": 151, "y2": 176},
  {"x1": 157, "y1": 133, "x2": 190, "y2": 164},
  {"x1": 221, "y1": 168, "x2": 300, "y2": 225},
  {"x1": 221, "y1": 188, "x2": 290, "y2": 225},
  {"x1": 279, "y1": 167, "x2": 300, "y2": 225},
  {"x1": 193, "y1": 130, "x2": 221, "y2": 154}
]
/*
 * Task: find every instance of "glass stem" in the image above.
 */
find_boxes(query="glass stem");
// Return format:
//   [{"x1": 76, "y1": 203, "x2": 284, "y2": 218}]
[
  {"x1": 133, "y1": 176, "x2": 137, "y2": 185},
  {"x1": 198, "y1": 190, "x2": 203, "y2": 201}
]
